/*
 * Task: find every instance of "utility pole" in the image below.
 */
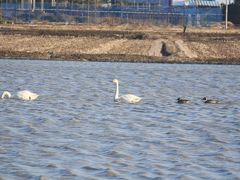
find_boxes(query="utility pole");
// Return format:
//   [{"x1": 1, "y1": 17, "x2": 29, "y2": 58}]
[
  {"x1": 32, "y1": 0, "x2": 35, "y2": 11},
  {"x1": 41, "y1": 0, "x2": 44, "y2": 11},
  {"x1": 52, "y1": 0, "x2": 56, "y2": 7},
  {"x1": 21, "y1": 0, "x2": 24, "y2": 9},
  {"x1": 225, "y1": 0, "x2": 228, "y2": 30}
]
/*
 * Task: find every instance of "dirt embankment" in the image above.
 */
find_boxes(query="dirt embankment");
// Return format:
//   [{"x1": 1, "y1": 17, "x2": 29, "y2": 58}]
[{"x1": 0, "y1": 23, "x2": 240, "y2": 64}]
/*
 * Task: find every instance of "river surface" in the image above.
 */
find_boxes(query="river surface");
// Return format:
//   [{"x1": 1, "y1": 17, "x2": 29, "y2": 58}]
[{"x1": 0, "y1": 59, "x2": 239, "y2": 179}]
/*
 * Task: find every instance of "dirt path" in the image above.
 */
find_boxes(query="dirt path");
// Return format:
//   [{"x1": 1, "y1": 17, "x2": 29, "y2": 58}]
[
  {"x1": 175, "y1": 39, "x2": 198, "y2": 59},
  {"x1": 148, "y1": 39, "x2": 163, "y2": 57}
]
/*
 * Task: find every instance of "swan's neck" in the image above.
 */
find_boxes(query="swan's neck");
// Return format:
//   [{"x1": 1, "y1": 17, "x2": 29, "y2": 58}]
[{"x1": 114, "y1": 82, "x2": 119, "y2": 100}]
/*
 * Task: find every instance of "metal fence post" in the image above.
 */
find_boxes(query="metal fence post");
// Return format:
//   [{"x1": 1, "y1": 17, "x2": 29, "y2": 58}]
[
  {"x1": 225, "y1": 0, "x2": 228, "y2": 30},
  {"x1": 87, "y1": 0, "x2": 89, "y2": 24}
]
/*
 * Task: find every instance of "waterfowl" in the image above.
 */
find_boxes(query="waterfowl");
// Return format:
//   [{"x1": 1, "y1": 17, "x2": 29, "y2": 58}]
[
  {"x1": 112, "y1": 79, "x2": 142, "y2": 103},
  {"x1": 202, "y1": 97, "x2": 220, "y2": 104},
  {"x1": 1, "y1": 91, "x2": 11, "y2": 99},
  {"x1": 177, "y1": 97, "x2": 190, "y2": 104},
  {"x1": 17, "y1": 90, "x2": 39, "y2": 101}
]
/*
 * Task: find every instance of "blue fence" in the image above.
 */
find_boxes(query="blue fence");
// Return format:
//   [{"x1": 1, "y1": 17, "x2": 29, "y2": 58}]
[{"x1": 0, "y1": 2, "x2": 223, "y2": 26}]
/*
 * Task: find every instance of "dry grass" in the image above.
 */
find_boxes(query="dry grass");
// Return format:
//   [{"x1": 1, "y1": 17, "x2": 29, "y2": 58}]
[
  {"x1": 0, "y1": 22, "x2": 240, "y2": 63},
  {"x1": 1, "y1": 21, "x2": 240, "y2": 33}
]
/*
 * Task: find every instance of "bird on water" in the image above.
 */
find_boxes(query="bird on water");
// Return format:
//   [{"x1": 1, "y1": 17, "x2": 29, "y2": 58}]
[
  {"x1": 1, "y1": 90, "x2": 39, "y2": 101},
  {"x1": 112, "y1": 79, "x2": 142, "y2": 104},
  {"x1": 177, "y1": 97, "x2": 190, "y2": 104},
  {"x1": 202, "y1": 97, "x2": 220, "y2": 104}
]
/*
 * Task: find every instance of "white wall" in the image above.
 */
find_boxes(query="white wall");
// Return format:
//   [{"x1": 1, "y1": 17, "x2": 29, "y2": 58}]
[{"x1": 172, "y1": 0, "x2": 233, "y2": 6}]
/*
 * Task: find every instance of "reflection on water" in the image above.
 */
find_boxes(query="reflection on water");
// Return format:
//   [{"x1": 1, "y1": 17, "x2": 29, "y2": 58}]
[{"x1": 0, "y1": 60, "x2": 240, "y2": 179}]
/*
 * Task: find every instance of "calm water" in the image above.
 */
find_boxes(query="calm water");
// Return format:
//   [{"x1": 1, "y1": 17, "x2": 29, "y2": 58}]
[{"x1": 0, "y1": 59, "x2": 239, "y2": 179}]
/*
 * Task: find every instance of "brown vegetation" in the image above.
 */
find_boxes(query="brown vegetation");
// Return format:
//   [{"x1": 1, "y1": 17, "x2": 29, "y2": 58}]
[{"x1": 0, "y1": 23, "x2": 240, "y2": 64}]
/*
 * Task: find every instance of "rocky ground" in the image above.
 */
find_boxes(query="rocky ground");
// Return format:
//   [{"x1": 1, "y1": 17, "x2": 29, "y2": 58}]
[{"x1": 0, "y1": 23, "x2": 240, "y2": 64}]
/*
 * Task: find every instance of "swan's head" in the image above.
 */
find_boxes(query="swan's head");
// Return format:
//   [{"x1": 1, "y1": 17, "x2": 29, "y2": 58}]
[
  {"x1": 202, "y1": 97, "x2": 207, "y2": 100},
  {"x1": 1, "y1": 91, "x2": 11, "y2": 99},
  {"x1": 112, "y1": 79, "x2": 119, "y2": 84}
]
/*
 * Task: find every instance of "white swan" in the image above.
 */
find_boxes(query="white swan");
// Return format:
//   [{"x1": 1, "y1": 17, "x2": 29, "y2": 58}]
[
  {"x1": 1, "y1": 90, "x2": 39, "y2": 101},
  {"x1": 17, "y1": 90, "x2": 39, "y2": 101},
  {"x1": 1, "y1": 91, "x2": 12, "y2": 99},
  {"x1": 112, "y1": 79, "x2": 142, "y2": 103}
]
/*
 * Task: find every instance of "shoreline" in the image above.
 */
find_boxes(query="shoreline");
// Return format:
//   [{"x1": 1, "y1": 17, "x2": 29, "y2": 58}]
[
  {"x1": 1, "y1": 56, "x2": 240, "y2": 65},
  {"x1": 1, "y1": 23, "x2": 240, "y2": 65}
]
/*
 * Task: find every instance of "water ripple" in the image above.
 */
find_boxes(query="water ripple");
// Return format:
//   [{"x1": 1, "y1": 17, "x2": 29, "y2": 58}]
[{"x1": 0, "y1": 60, "x2": 239, "y2": 179}]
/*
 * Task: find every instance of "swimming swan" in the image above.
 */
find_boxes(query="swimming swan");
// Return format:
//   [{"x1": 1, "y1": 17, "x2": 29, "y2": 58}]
[
  {"x1": 112, "y1": 79, "x2": 142, "y2": 103},
  {"x1": 1, "y1": 90, "x2": 39, "y2": 101},
  {"x1": 1, "y1": 91, "x2": 12, "y2": 99},
  {"x1": 17, "y1": 90, "x2": 39, "y2": 101}
]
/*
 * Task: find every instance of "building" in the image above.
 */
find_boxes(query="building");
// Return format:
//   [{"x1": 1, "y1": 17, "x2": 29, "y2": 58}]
[
  {"x1": 0, "y1": 0, "x2": 223, "y2": 26},
  {"x1": 171, "y1": 0, "x2": 220, "y2": 6}
]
